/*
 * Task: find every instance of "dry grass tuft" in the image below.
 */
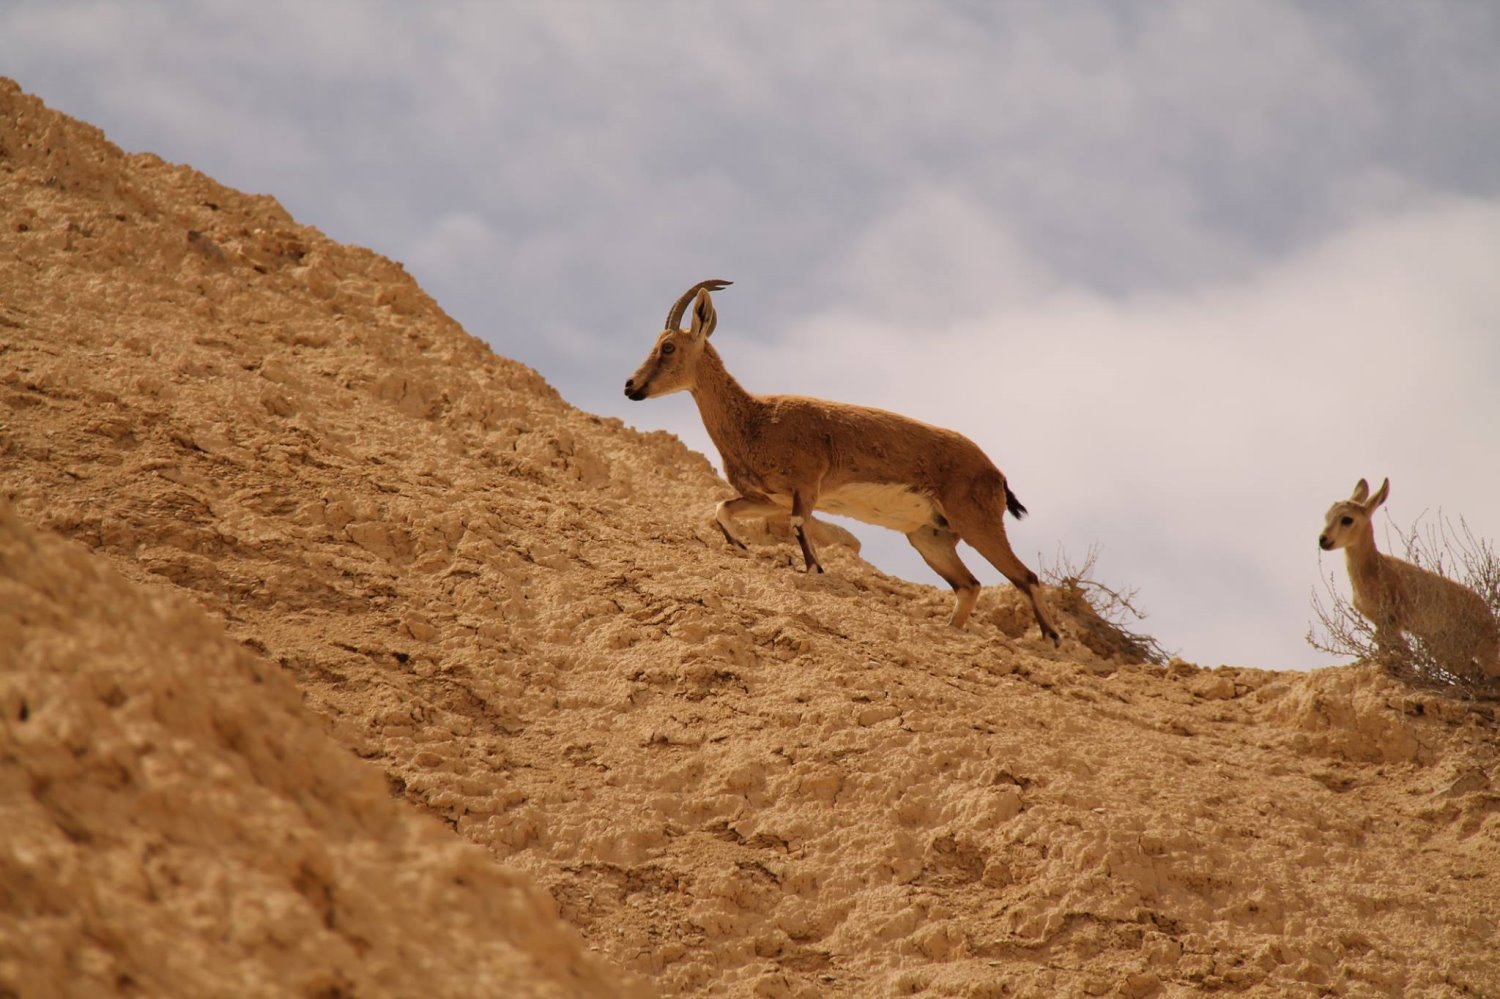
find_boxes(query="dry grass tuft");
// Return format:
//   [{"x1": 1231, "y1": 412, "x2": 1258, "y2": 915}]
[{"x1": 1043, "y1": 546, "x2": 1171, "y2": 666}]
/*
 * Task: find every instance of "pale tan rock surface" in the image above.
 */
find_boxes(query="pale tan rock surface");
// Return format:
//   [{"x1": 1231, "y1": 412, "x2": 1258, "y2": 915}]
[
  {"x1": 0, "y1": 504, "x2": 640, "y2": 999},
  {"x1": 2, "y1": 79, "x2": 1497, "y2": 997}
]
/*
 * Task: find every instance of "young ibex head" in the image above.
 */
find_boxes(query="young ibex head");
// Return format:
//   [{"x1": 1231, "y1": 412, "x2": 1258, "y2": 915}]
[
  {"x1": 624, "y1": 279, "x2": 732, "y2": 401},
  {"x1": 1319, "y1": 477, "x2": 1389, "y2": 552}
]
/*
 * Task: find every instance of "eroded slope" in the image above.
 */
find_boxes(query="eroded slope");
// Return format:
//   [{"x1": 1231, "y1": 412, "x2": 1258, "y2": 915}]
[{"x1": 0, "y1": 503, "x2": 640, "y2": 998}]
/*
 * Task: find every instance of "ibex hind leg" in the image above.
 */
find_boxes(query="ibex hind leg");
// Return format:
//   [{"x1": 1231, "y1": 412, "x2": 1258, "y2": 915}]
[
  {"x1": 907, "y1": 524, "x2": 981, "y2": 628},
  {"x1": 948, "y1": 497, "x2": 1060, "y2": 645}
]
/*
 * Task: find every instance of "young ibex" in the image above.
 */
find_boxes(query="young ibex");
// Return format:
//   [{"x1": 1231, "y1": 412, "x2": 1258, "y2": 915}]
[
  {"x1": 625, "y1": 280, "x2": 1059, "y2": 644},
  {"x1": 1319, "y1": 477, "x2": 1500, "y2": 679}
]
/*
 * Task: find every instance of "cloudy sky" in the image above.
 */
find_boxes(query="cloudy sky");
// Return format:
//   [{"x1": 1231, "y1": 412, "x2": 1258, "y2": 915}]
[{"x1": 6, "y1": 2, "x2": 1498, "y2": 668}]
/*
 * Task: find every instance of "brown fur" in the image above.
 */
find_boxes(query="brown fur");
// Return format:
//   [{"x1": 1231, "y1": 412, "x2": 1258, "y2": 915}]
[
  {"x1": 626, "y1": 282, "x2": 1059, "y2": 643},
  {"x1": 1319, "y1": 477, "x2": 1500, "y2": 679}
]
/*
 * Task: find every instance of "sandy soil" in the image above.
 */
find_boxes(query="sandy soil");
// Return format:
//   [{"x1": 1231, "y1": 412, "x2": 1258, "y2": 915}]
[{"x1": 2, "y1": 78, "x2": 1497, "y2": 997}]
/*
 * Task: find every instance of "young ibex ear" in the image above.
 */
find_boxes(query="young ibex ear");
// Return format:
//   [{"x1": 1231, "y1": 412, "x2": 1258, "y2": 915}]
[
  {"x1": 1350, "y1": 479, "x2": 1370, "y2": 503},
  {"x1": 689, "y1": 288, "x2": 718, "y2": 339},
  {"x1": 1365, "y1": 477, "x2": 1390, "y2": 513}
]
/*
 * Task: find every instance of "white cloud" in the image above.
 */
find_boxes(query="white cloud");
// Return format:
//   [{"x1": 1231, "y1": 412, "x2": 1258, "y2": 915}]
[{"x1": 810, "y1": 185, "x2": 1059, "y2": 320}]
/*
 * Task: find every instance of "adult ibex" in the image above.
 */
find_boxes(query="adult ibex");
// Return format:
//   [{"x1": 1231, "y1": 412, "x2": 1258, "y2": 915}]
[
  {"x1": 625, "y1": 280, "x2": 1059, "y2": 644},
  {"x1": 1319, "y1": 477, "x2": 1500, "y2": 679}
]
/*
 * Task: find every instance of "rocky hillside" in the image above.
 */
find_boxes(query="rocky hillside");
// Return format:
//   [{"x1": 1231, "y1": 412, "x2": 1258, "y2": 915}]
[{"x1": 2, "y1": 79, "x2": 1497, "y2": 998}]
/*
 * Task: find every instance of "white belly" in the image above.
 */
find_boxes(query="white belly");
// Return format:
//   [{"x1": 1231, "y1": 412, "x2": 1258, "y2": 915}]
[{"x1": 817, "y1": 482, "x2": 937, "y2": 534}]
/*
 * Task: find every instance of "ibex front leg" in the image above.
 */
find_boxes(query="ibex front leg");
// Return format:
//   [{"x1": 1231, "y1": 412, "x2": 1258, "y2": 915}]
[
  {"x1": 715, "y1": 495, "x2": 783, "y2": 551},
  {"x1": 791, "y1": 489, "x2": 824, "y2": 574}
]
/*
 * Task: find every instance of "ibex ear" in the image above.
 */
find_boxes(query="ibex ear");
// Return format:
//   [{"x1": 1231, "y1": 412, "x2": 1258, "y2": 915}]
[
  {"x1": 1365, "y1": 477, "x2": 1390, "y2": 512},
  {"x1": 688, "y1": 289, "x2": 718, "y2": 339},
  {"x1": 1350, "y1": 479, "x2": 1370, "y2": 503}
]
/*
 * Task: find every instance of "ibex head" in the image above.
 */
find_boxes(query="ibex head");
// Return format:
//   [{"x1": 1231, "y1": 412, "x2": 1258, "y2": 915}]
[
  {"x1": 625, "y1": 279, "x2": 732, "y2": 401},
  {"x1": 1319, "y1": 477, "x2": 1389, "y2": 551}
]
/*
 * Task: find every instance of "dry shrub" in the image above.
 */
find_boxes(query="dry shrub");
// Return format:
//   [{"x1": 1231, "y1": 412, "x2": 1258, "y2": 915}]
[
  {"x1": 1043, "y1": 546, "x2": 1170, "y2": 665},
  {"x1": 1308, "y1": 513, "x2": 1500, "y2": 695}
]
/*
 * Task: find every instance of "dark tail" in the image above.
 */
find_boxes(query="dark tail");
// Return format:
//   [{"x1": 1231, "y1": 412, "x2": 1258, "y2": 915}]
[{"x1": 1005, "y1": 484, "x2": 1028, "y2": 520}]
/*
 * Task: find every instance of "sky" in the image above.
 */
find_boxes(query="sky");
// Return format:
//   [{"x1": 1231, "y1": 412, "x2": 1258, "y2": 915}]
[{"x1": 5, "y1": 1, "x2": 1498, "y2": 668}]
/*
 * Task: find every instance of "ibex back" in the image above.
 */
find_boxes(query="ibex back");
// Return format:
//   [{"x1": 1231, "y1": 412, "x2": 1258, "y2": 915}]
[{"x1": 625, "y1": 280, "x2": 1060, "y2": 644}]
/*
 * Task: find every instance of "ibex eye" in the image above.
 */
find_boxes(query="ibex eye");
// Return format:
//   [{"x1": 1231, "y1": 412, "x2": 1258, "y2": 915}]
[
  {"x1": 1340, "y1": 516, "x2": 1353, "y2": 526},
  {"x1": 661, "y1": 342, "x2": 676, "y2": 355}
]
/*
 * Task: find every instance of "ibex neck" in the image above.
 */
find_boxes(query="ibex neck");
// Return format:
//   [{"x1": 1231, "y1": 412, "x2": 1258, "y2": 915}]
[
  {"x1": 690, "y1": 344, "x2": 759, "y2": 455},
  {"x1": 1343, "y1": 527, "x2": 1385, "y2": 585}
]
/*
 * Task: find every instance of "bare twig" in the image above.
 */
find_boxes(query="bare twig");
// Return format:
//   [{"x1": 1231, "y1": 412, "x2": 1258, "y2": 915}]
[{"x1": 1042, "y1": 545, "x2": 1172, "y2": 665}]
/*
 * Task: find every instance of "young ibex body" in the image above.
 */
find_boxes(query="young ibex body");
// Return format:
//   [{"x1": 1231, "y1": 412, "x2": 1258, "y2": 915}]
[
  {"x1": 625, "y1": 280, "x2": 1059, "y2": 644},
  {"x1": 1319, "y1": 477, "x2": 1500, "y2": 678}
]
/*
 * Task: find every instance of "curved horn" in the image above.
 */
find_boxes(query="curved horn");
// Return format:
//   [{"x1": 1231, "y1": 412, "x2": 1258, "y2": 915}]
[{"x1": 665, "y1": 279, "x2": 732, "y2": 331}]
